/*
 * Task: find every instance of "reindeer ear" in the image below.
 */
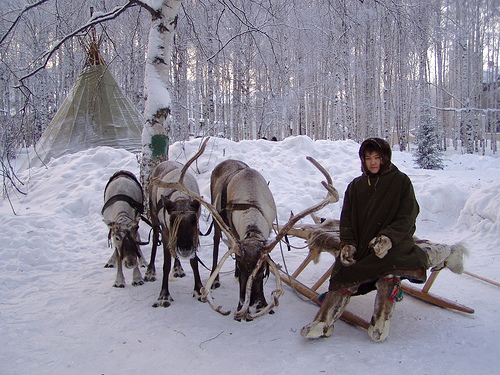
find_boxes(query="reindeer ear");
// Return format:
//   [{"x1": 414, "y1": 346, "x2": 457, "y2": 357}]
[
  {"x1": 191, "y1": 200, "x2": 200, "y2": 212},
  {"x1": 222, "y1": 238, "x2": 242, "y2": 256},
  {"x1": 103, "y1": 219, "x2": 114, "y2": 227},
  {"x1": 126, "y1": 220, "x2": 139, "y2": 231},
  {"x1": 164, "y1": 198, "x2": 175, "y2": 214},
  {"x1": 233, "y1": 243, "x2": 242, "y2": 257}
]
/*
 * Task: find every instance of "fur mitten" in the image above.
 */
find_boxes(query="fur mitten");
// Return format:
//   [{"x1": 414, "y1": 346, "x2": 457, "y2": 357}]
[{"x1": 369, "y1": 235, "x2": 392, "y2": 259}]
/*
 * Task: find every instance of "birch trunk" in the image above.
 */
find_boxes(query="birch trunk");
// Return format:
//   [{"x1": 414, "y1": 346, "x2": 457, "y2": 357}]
[{"x1": 140, "y1": 0, "x2": 181, "y2": 214}]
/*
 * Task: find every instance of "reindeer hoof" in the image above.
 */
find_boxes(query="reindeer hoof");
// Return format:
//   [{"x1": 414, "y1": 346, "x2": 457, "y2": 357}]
[
  {"x1": 132, "y1": 280, "x2": 145, "y2": 286},
  {"x1": 193, "y1": 290, "x2": 203, "y2": 301},
  {"x1": 300, "y1": 321, "x2": 334, "y2": 339},
  {"x1": 144, "y1": 271, "x2": 156, "y2": 282},
  {"x1": 104, "y1": 263, "x2": 114, "y2": 268},
  {"x1": 211, "y1": 280, "x2": 221, "y2": 289},
  {"x1": 113, "y1": 283, "x2": 125, "y2": 288},
  {"x1": 173, "y1": 269, "x2": 186, "y2": 278},
  {"x1": 152, "y1": 297, "x2": 173, "y2": 308}
]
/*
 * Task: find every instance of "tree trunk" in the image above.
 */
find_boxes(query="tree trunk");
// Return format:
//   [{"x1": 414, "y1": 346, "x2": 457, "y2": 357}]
[{"x1": 140, "y1": 0, "x2": 182, "y2": 215}]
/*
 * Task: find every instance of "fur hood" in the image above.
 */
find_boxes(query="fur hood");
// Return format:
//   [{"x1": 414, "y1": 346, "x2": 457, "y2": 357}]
[{"x1": 359, "y1": 138, "x2": 392, "y2": 176}]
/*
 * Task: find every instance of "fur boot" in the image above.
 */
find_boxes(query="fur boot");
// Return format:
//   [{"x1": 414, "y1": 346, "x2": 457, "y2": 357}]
[
  {"x1": 301, "y1": 286, "x2": 358, "y2": 339},
  {"x1": 367, "y1": 276, "x2": 399, "y2": 342}
]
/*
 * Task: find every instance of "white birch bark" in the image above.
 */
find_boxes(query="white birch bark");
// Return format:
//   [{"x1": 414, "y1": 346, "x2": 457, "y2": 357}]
[{"x1": 140, "y1": 0, "x2": 181, "y2": 213}]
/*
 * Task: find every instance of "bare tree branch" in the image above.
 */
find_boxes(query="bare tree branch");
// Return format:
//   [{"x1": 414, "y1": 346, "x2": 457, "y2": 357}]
[
  {"x1": 18, "y1": 1, "x2": 145, "y2": 83},
  {"x1": 0, "y1": 0, "x2": 50, "y2": 46}
]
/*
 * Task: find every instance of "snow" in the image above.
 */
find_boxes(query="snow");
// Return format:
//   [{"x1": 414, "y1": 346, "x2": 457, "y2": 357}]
[{"x1": 1, "y1": 136, "x2": 499, "y2": 374}]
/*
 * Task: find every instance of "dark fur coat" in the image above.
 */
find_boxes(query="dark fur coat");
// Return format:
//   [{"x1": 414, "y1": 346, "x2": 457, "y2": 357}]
[{"x1": 329, "y1": 142, "x2": 428, "y2": 295}]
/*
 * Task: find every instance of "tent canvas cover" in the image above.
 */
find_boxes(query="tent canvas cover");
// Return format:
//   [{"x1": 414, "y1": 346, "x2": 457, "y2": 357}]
[{"x1": 23, "y1": 64, "x2": 143, "y2": 168}]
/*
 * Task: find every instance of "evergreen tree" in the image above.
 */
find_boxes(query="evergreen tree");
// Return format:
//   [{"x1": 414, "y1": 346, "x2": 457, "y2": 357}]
[{"x1": 414, "y1": 106, "x2": 444, "y2": 170}]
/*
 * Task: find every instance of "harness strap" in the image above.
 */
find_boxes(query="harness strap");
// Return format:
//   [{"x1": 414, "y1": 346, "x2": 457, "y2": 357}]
[
  {"x1": 104, "y1": 171, "x2": 142, "y2": 198},
  {"x1": 102, "y1": 194, "x2": 144, "y2": 215},
  {"x1": 223, "y1": 202, "x2": 267, "y2": 240}
]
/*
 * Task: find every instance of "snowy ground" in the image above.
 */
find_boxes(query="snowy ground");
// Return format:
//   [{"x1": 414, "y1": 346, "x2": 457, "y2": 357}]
[{"x1": 1, "y1": 136, "x2": 499, "y2": 374}]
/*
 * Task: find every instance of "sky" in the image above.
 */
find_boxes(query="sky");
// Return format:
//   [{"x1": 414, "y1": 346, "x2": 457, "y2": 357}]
[{"x1": 1, "y1": 136, "x2": 499, "y2": 374}]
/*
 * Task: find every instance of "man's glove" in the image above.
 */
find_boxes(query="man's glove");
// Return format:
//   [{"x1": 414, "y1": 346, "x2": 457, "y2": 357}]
[
  {"x1": 340, "y1": 244, "x2": 357, "y2": 266},
  {"x1": 369, "y1": 235, "x2": 392, "y2": 259}
]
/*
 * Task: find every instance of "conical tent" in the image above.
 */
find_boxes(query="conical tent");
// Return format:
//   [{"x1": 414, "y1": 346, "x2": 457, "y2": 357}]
[{"x1": 23, "y1": 36, "x2": 143, "y2": 168}]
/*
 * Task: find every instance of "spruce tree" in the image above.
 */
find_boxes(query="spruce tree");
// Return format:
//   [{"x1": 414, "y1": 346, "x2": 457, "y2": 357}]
[{"x1": 414, "y1": 106, "x2": 444, "y2": 170}]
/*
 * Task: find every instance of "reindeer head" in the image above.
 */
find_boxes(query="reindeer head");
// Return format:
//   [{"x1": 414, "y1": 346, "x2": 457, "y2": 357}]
[
  {"x1": 105, "y1": 214, "x2": 141, "y2": 269},
  {"x1": 163, "y1": 197, "x2": 201, "y2": 259}
]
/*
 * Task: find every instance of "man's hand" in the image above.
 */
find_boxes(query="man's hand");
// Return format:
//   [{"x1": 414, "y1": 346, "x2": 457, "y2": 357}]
[
  {"x1": 369, "y1": 235, "x2": 392, "y2": 258},
  {"x1": 340, "y1": 244, "x2": 357, "y2": 266}
]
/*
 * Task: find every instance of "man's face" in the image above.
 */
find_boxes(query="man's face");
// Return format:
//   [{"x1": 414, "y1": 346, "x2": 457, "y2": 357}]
[{"x1": 364, "y1": 151, "x2": 382, "y2": 174}]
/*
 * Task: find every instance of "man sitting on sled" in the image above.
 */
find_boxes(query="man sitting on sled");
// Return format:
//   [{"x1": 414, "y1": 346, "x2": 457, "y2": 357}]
[{"x1": 301, "y1": 138, "x2": 464, "y2": 342}]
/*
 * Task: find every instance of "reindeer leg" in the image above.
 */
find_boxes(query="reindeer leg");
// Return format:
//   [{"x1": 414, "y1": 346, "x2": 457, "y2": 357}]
[
  {"x1": 191, "y1": 257, "x2": 203, "y2": 300},
  {"x1": 211, "y1": 224, "x2": 222, "y2": 289},
  {"x1": 301, "y1": 286, "x2": 357, "y2": 339},
  {"x1": 144, "y1": 228, "x2": 159, "y2": 282},
  {"x1": 105, "y1": 248, "x2": 118, "y2": 268},
  {"x1": 251, "y1": 264, "x2": 272, "y2": 315},
  {"x1": 153, "y1": 245, "x2": 173, "y2": 307},
  {"x1": 236, "y1": 271, "x2": 249, "y2": 321},
  {"x1": 113, "y1": 250, "x2": 126, "y2": 288},
  {"x1": 137, "y1": 247, "x2": 148, "y2": 268},
  {"x1": 367, "y1": 276, "x2": 398, "y2": 342},
  {"x1": 132, "y1": 265, "x2": 145, "y2": 286},
  {"x1": 172, "y1": 258, "x2": 186, "y2": 278}
]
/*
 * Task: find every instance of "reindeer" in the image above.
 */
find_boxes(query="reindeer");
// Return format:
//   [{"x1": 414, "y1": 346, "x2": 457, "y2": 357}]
[
  {"x1": 208, "y1": 159, "x2": 278, "y2": 319},
  {"x1": 155, "y1": 138, "x2": 340, "y2": 321},
  {"x1": 145, "y1": 161, "x2": 202, "y2": 308},
  {"x1": 102, "y1": 170, "x2": 148, "y2": 288}
]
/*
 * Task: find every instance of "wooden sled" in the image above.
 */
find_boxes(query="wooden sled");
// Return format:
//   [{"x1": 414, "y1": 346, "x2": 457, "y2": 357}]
[{"x1": 277, "y1": 218, "x2": 474, "y2": 330}]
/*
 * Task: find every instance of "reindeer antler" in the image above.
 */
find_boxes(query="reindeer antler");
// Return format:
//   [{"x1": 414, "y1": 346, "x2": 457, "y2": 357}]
[
  {"x1": 234, "y1": 255, "x2": 284, "y2": 321},
  {"x1": 264, "y1": 156, "x2": 339, "y2": 252},
  {"x1": 235, "y1": 156, "x2": 338, "y2": 320}
]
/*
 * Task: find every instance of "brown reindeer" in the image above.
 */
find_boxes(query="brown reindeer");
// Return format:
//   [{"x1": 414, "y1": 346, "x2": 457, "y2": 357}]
[
  {"x1": 145, "y1": 161, "x2": 201, "y2": 308},
  {"x1": 155, "y1": 138, "x2": 340, "y2": 320},
  {"x1": 209, "y1": 159, "x2": 278, "y2": 319}
]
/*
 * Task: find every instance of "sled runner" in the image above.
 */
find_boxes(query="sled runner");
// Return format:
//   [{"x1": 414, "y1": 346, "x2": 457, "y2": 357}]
[{"x1": 400, "y1": 269, "x2": 474, "y2": 314}]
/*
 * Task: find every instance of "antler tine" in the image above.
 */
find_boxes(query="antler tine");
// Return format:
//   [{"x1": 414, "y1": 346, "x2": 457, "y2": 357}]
[
  {"x1": 236, "y1": 256, "x2": 284, "y2": 321},
  {"x1": 264, "y1": 157, "x2": 339, "y2": 252},
  {"x1": 234, "y1": 256, "x2": 266, "y2": 320},
  {"x1": 247, "y1": 257, "x2": 284, "y2": 320},
  {"x1": 179, "y1": 137, "x2": 210, "y2": 185},
  {"x1": 306, "y1": 156, "x2": 333, "y2": 186},
  {"x1": 201, "y1": 246, "x2": 237, "y2": 300}
]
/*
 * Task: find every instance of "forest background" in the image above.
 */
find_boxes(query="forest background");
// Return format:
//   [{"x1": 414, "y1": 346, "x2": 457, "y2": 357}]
[{"x1": 1, "y1": 0, "x2": 499, "y2": 162}]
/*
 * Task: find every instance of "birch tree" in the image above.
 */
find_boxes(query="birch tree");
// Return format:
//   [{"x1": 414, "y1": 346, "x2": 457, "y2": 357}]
[{"x1": 138, "y1": 0, "x2": 181, "y2": 211}]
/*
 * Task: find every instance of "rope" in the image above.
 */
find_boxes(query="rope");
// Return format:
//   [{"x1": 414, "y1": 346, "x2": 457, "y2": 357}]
[{"x1": 276, "y1": 221, "x2": 317, "y2": 304}]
